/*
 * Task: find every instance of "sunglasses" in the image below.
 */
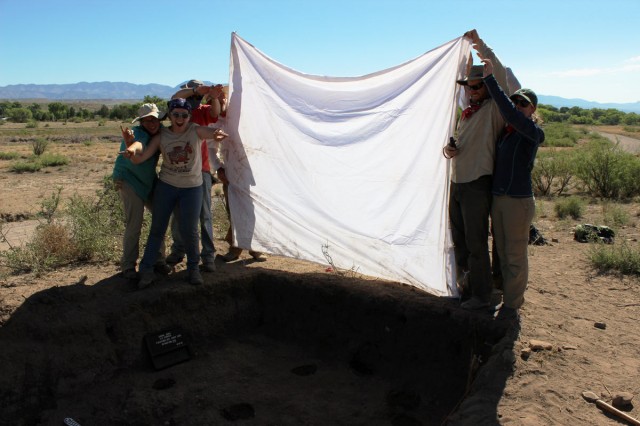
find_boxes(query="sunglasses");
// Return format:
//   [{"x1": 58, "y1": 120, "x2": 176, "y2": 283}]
[
  {"x1": 467, "y1": 82, "x2": 484, "y2": 90},
  {"x1": 512, "y1": 98, "x2": 531, "y2": 108},
  {"x1": 171, "y1": 112, "x2": 190, "y2": 119}
]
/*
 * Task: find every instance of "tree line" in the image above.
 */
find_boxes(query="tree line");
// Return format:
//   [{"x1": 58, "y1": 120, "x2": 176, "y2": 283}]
[
  {"x1": 0, "y1": 96, "x2": 166, "y2": 123},
  {"x1": 1, "y1": 97, "x2": 639, "y2": 126}
]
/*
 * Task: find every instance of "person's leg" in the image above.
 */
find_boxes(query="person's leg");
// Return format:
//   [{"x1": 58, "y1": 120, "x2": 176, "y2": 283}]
[
  {"x1": 143, "y1": 197, "x2": 170, "y2": 274},
  {"x1": 167, "y1": 207, "x2": 185, "y2": 264},
  {"x1": 139, "y1": 181, "x2": 178, "y2": 278},
  {"x1": 499, "y1": 196, "x2": 535, "y2": 310},
  {"x1": 448, "y1": 182, "x2": 469, "y2": 284},
  {"x1": 221, "y1": 180, "x2": 243, "y2": 261},
  {"x1": 459, "y1": 175, "x2": 493, "y2": 305},
  {"x1": 178, "y1": 185, "x2": 203, "y2": 277},
  {"x1": 199, "y1": 172, "x2": 216, "y2": 269},
  {"x1": 118, "y1": 181, "x2": 144, "y2": 276}
]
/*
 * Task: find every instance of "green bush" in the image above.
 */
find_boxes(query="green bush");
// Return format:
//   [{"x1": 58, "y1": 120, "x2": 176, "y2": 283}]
[
  {"x1": 542, "y1": 122, "x2": 580, "y2": 147},
  {"x1": 0, "y1": 151, "x2": 20, "y2": 160},
  {"x1": 39, "y1": 153, "x2": 69, "y2": 167},
  {"x1": 555, "y1": 196, "x2": 585, "y2": 219},
  {"x1": 0, "y1": 177, "x2": 125, "y2": 275},
  {"x1": 573, "y1": 138, "x2": 640, "y2": 199},
  {"x1": 532, "y1": 150, "x2": 575, "y2": 196},
  {"x1": 601, "y1": 202, "x2": 630, "y2": 227},
  {"x1": 589, "y1": 242, "x2": 640, "y2": 275},
  {"x1": 31, "y1": 138, "x2": 48, "y2": 156},
  {"x1": 25, "y1": 120, "x2": 38, "y2": 129},
  {"x1": 10, "y1": 161, "x2": 42, "y2": 173}
]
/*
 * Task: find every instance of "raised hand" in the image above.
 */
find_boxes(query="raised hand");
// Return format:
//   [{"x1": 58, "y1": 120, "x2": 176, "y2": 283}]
[{"x1": 120, "y1": 125, "x2": 135, "y2": 147}]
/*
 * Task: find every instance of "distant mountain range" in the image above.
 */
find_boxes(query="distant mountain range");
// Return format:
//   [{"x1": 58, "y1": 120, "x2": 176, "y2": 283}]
[{"x1": 1, "y1": 82, "x2": 639, "y2": 113}]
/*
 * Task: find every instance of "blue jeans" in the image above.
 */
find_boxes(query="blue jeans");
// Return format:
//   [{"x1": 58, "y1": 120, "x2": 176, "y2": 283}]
[
  {"x1": 169, "y1": 172, "x2": 215, "y2": 263},
  {"x1": 140, "y1": 180, "x2": 203, "y2": 273}
]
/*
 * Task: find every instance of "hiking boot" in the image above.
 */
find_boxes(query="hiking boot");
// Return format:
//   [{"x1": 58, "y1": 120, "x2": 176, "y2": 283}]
[
  {"x1": 165, "y1": 253, "x2": 184, "y2": 265},
  {"x1": 154, "y1": 263, "x2": 172, "y2": 275},
  {"x1": 202, "y1": 259, "x2": 217, "y2": 272},
  {"x1": 138, "y1": 270, "x2": 156, "y2": 289},
  {"x1": 122, "y1": 268, "x2": 138, "y2": 280},
  {"x1": 221, "y1": 247, "x2": 243, "y2": 262},
  {"x1": 461, "y1": 297, "x2": 490, "y2": 311},
  {"x1": 189, "y1": 269, "x2": 204, "y2": 285},
  {"x1": 249, "y1": 251, "x2": 266, "y2": 261},
  {"x1": 494, "y1": 307, "x2": 520, "y2": 323}
]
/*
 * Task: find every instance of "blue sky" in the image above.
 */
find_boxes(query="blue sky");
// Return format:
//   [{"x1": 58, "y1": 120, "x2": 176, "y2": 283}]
[{"x1": 1, "y1": 0, "x2": 638, "y2": 104}]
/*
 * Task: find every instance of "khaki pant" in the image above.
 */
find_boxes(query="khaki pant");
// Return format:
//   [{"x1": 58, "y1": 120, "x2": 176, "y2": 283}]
[
  {"x1": 117, "y1": 180, "x2": 165, "y2": 270},
  {"x1": 491, "y1": 195, "x2": 535, "y2": 309}
]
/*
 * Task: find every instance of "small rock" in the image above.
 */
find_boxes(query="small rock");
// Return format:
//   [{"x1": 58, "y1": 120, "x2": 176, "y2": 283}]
[
  {"x1": 521, "y1": 347, "x2": 532, "y2": 360},
  {"x1": 529, "y1": 340, "x2": 553, "y2": 351},
  {"x1": 612, "y1": 392, "x2": 634, "y2": 407},
  {"x1": 561, "y1": 344, "x2": 578, "y2": 350},
  {"x1": 594, "y1": 322, "x2": 607, "y2": 330},
  {"x1": 552, "y1": 238, "x2": 559, "y2": 243}
]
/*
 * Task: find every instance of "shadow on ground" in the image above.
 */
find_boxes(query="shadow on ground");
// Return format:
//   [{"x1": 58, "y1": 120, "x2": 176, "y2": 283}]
[{"x1": 0, "y1": 267, "x2": 517, "y2": 425}]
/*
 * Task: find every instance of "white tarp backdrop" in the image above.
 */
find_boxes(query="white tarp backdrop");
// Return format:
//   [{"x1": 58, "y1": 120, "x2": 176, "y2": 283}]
[{"x1": 224, "y1": 33, "x2": 471, "y2": 296}]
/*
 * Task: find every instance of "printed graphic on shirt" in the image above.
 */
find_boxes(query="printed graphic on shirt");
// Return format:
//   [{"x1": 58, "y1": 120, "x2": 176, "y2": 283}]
[{"x1": 164, "y1": 140, "x2": 195, "y2": 173}]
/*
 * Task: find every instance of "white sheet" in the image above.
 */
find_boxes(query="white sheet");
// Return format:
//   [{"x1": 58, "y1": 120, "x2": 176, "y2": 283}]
[{"x1": 224, "y1": 33, "x2": 470, "y2": 296}]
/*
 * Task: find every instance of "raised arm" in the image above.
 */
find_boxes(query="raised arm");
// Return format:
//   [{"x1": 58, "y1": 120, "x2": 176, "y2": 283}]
[{"x1": 465, "y1": 29, "x2": 509, "y2": 95}]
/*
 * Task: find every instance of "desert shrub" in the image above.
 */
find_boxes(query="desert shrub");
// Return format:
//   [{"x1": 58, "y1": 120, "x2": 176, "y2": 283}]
[
  {"x1": 31, "y1": 138, "x2": 48, "y2": 156},
  {"x1": 532, "y1": 150, "x2": 575, "y2": 196},
  {"x1": 9, "y1": 161, "x2": 42, "y2": 173},
  {"x1": 573, "y1": 138, "x2": 640, "y2": 199},
  {"x1": 39, "y1": 153, "x2": 69, "y2": 167},
  {"x1": 25, "y1": 120, "x2": 38, "y2": 129},
  {"x1": 554, "y1": 196, "x2": 585, "y2": 219},
  {"x1": 0, "y1": 151, "x2": 20, "y2": 160},
  {"x1": 589, "y1": 242, "x2": 640, "y2": 275},
  {"x1": 64, "y1": 177, "x2": 124, "y2": 262},
  {"x1": 0, "y1": 178, "x2": 125, "y2": 275},
  {"x1": 542, "y1": 122, "x2": 579, "y2": 147},
  {"x1": 601, "y1": 202, "x2": 630, "y2": 227}
]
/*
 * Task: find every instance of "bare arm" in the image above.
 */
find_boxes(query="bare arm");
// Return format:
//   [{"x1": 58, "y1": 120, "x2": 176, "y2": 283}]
[
  {"x1": 121, "y1": 132, "x2": 161, "y2": 164},
  {"x1": 196, "y1": 125, "x2": 228, "y2": 142}
]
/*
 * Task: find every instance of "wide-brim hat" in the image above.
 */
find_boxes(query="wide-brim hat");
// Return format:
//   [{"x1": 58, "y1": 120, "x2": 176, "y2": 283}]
[
  {"x1": 510, "y1": 88, "x2": 538, "y2": 107},
  {"x1": 180, "y1": 79, "x2": 204, "y2": 89},
  {"x1": 457, "y1": 65, "x2": 485, "y2": 85},
  {"x1": 131, "y1": 103, "x2": 166, "y2": 123}
]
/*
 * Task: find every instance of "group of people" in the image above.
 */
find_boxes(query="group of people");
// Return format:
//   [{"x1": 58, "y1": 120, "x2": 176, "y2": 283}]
[
  {"x1": 111, "y1": 29, "x2": 544, "y2": 321},
  {"x1": 112, "y1": 79, "x2": 263, "y2": 290},
  {"x1": 444, "y1": 30, "x2": 545, "y2": 322}
]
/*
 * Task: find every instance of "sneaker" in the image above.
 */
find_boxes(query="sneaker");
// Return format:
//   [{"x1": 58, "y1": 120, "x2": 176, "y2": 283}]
[
  {"x1": 165, "y1": 253, "x2": 184, "y2": 265},
  {"x1": 138, "y1": 270, "x2": 156, "y2": 289},
  {"x1": 122, "y1": 268, "x2": 138, "y2": 280},
  {"x1": 154, "y1": 263, "x2": 172, "y2": 275},
  {"x1": 249, "y1": 251, "x2": 266, "y2": 261},
  {"x1": 460, "y1": 297, "x2": 490, "y2": 311},
  {"x1": 189, "y1": 269, "x2": 204, "y2": 285},
  {"x1": 221, "y1": 247, "x2": 243, "y2": 262},
  {"x1": 202, "y1": 260, "x2": 216, "y2": 272}
]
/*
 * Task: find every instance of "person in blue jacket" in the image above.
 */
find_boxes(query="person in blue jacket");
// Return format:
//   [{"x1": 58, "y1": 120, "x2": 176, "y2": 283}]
[{"x1": 479, "y1": 57, "x2": 545, "y2": 322}]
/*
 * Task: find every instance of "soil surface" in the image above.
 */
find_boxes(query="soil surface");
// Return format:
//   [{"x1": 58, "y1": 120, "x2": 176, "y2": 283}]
[{"x1": 1, "y1": 122, "x2": 639, "y2": 425}]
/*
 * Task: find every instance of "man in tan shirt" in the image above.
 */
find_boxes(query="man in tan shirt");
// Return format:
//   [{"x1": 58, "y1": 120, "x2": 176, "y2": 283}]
[{"x1": 443, "y1": 29, "x2": 510, "y2": 311}]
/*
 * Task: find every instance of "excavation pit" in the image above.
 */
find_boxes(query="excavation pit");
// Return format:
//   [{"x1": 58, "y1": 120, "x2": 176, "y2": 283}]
[{"x1": 0, "y1": 270, "x2": 513, "y2": 425}]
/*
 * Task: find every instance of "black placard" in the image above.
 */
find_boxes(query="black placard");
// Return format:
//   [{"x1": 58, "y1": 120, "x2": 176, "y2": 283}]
[{"x1": 144, "y1": 328, "x2": 191, "y2": 370}]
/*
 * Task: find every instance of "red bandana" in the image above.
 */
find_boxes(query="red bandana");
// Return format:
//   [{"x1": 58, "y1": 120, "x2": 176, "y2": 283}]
[
  {"x1": 504, "y1": 124, "x2": 515, "y2": 134},
  {"x1": 461, "y1": 103, "x2": 482, "y2": 121}
]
